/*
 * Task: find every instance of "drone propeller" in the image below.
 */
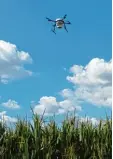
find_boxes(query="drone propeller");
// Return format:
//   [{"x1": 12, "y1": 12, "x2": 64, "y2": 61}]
[
  {"x1": 63, "y1": 14, "x2": 67, "y2": 20},
  {"x1": 46, "y1": 17, "x2": 55, "y2": 22},
  {"x1": 65, "y1": 21, "x2": 71, "y2": 24},
  {"x1": 46, "y1": 17, "x2": 52, "y2": 21}
]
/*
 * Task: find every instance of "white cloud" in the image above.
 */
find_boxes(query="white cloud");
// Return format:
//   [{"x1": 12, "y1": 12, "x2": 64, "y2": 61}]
[
  {"x1": 33, "y1": 96, "x2": 81, "y2": 116},
  {"x1": 33, "y1": 58, "x2": 111, "y2": 116},
  {"x1": 0, "y1": 40, "x2": 33, "y2": 84},
  {"x1": 1, "y1": 99, "x2": 20, "y2": 109},
  {"x1": 79, "y1": 116, "x2": 99, "y2": 125},
  {"x1": 0, "y1": 111, "x2": 17, "y2": 123},
  {"x1": 66, "y1": 58, "x2": 112, "y2": 107},
  {"x1": 60, "y1": 89, "x2": 75, "y2": 99},
  {"x1": 67, "y1": 58, "x2": 112, "y2": 86},
  {"x1": 0, "y1": 111, "x2": 6, "y2": 116}
]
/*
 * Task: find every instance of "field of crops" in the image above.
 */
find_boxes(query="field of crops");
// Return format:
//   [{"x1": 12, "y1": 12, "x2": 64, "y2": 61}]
[{"x1": 0, "y1": 114, "x2": 112, "y2": 159}]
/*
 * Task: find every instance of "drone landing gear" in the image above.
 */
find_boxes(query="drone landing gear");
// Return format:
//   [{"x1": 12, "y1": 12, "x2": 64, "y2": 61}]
[
  {"x1": 51, "y1": 29, "x2": 56, "y2": 34},
  {"x1": 51, "y1": 24, "x2": 56, "y2": 34},
  {"x1": 64, "y1": 24, "x2": 68, "y2": 32}
]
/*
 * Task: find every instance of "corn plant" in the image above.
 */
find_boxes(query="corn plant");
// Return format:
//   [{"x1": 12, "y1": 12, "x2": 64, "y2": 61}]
[{"x1": 0, "y1": 113, "x2": 112, "y2": 159}]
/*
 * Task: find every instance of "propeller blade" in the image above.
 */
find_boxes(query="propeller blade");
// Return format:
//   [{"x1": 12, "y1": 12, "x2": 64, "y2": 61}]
[
  {"x1": 65, "y1": 21, "x2": 71, "y2": 24},
  {"x1": 46, "y1": 17, "x2": 56, "y2": 22},
  {"x1": 46, "y1": 17, "x2": 51, "y2": 21},
  {"x1": 63, "y1": 14, "x2": 67, "y2": 19}
]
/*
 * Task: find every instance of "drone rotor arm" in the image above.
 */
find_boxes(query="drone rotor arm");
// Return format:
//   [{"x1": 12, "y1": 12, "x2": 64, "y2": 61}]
[{"x1": 46, "y1": 17, "x2": 56, "y2": 22}]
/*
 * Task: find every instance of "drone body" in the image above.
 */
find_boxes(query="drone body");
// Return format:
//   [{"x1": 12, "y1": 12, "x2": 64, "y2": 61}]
[
  {"x1": 46, "y1": 15, "x2": 71, "y2": 34},
  {"x1": 56, "y1": 18, "x2": 64, "y2": 28}
]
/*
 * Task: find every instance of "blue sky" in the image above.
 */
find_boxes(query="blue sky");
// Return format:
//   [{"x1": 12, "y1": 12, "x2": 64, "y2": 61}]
[{"x1": 0, "y1": 0, "x2": 112, "y2": 123}]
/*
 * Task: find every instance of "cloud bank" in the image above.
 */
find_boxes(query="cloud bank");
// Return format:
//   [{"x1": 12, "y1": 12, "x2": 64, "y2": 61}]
[
  {"x1": 33, "y1": 96, "x2": 81, "y2": 116},
  {"x1": 67, "y1": 58, "x2": 112, "y2": 107},
  {"x1": 0, "y1": 40, "x2": 33, "y2": 84},
  {"x1": 33, "y1": 58, "x2": 112, "y2": 116}
]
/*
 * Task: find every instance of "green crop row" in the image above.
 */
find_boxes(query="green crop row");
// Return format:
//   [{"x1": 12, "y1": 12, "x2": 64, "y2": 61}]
[{"x1": 0, "y1": 113, "x2": 112, "y2": 159}]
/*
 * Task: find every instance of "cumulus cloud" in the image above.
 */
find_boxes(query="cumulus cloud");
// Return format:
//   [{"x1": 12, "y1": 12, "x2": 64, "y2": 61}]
[
  {"x1": 33, "y1": 96, "x2": 81, "y2": 116},
  {"x1": 0, "y1": 111, "x2": 17, "y2": 123},
  {"x1": 66, "y1": 58, "x2": 112, "y2": 107},
  {"x1": 67, "y1": 58, "x2": 112, "y2": 86},
  {"x1": 1, "y1": 99, "x2": 20, "y2": 109},
  {"x1": 79, "y1": 116, "x2": 100, "y2": 125},
  {"x1": 0, "y1": 40, "x2": 33, "y2": 84},
  {"x1": 33, "y1": 58, "x2": 112, "y2": 116}
]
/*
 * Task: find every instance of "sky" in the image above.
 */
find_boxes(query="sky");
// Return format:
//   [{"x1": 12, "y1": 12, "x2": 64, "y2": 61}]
[{"x1": 0, "y1": 0, "x2": 112, "y2": 124}]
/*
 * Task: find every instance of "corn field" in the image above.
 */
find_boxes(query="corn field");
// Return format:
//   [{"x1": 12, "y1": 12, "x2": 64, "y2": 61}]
[{"x1": 0, "y1": 114, "x2": 112, "y2": 159}]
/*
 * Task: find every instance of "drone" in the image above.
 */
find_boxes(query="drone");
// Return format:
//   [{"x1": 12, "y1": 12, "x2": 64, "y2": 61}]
[{"x1": 46, "y1": 14, "x2": 71, "y2": 34}]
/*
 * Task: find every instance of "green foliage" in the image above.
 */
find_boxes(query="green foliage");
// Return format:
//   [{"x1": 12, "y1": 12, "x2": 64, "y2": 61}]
[{"x1": 0, "y1": 114, "x2": 112, "y2": 159}]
